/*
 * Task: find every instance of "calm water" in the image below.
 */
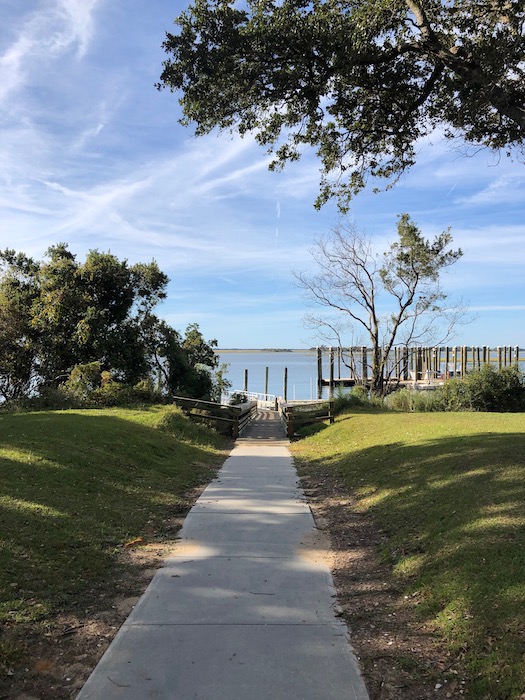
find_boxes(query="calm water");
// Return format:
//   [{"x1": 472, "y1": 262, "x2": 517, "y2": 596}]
[
  {"x1": 217, "y1": 350, "x2": 321, "y2": 400},
  {"x1": 217, "y1": 347, "x2": 525, "y2": 401}
]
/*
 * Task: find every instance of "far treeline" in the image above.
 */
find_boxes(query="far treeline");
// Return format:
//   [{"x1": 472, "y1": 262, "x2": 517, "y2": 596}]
[{"x1": 0, "y1": 244, "x2": 227, "y2": 407}]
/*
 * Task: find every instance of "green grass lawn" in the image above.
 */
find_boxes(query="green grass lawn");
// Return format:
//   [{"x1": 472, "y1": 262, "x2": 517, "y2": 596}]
[
  {"x1": 0, "y1": 405, "x2": 229, "y2": 672},
  {"x1": 291, "y1": 409, "x2": 525, "y2": 700}
]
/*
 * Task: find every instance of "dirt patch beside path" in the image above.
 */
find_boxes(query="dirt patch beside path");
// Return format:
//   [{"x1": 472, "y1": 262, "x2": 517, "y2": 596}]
[
  {"x1": 300, "y1": 471, "x2": 469, "y2": 700},
  {"x1": 0, "y1": 499, "x2": 202, "y2": 700}
]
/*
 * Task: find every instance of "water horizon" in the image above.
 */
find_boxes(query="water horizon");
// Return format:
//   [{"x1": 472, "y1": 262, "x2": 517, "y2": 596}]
[{"x1": 217, "y1": 349, "x2": 321, "y2": 401}]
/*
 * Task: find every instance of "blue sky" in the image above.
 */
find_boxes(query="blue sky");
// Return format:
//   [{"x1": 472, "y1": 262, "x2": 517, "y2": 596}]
[{"x1": 1, "y1": 0, "x2": 524, "y2": 349}]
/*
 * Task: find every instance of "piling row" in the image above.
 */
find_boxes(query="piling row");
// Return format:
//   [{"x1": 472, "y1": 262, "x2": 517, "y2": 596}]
[
  {"x1": 318, "y1": 345, "x2": 523, "y2": 394},
  {"x1": 232, "y1": 346, "x2": 523, "y2": 402}
]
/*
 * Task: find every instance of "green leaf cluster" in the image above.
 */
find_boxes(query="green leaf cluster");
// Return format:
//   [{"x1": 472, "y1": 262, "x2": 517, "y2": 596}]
[
  {"x1": 437, "y1": 364, "x2": 525, "y2": 412},
  {"x1": 159, "y1": 0, "x2": 525, "y2": 207},
  {"x1": 0, "y1": 245, "x2": 220, "y2": 404}
]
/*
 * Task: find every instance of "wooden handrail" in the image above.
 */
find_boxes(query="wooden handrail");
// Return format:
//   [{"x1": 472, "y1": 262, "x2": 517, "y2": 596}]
[
  {"x1": 278, "y1": 399, "x2": 334, "y2": 439},
  {"x1": 172, "y1": 395, "x2": 256, "y2": 438}
]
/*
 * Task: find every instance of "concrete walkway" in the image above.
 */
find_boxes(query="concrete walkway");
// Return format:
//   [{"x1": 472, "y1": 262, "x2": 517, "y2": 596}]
[{"x1": 77, "y1": 412, "x2": 369, "y2": 699}]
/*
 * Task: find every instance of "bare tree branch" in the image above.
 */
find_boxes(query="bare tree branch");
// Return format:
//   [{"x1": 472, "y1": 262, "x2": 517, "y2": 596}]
[{"x1": 295, "y1": 214, "x2": 467, "y2": 397}]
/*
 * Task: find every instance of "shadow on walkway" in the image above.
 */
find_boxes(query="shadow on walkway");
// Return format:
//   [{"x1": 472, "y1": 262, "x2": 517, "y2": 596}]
[
  {"x1": 238, "y1": 410, "x2": 288, "y2": 443},
  {"x1": 76, "y1": 410, "x2": 369, "y2": 700}
]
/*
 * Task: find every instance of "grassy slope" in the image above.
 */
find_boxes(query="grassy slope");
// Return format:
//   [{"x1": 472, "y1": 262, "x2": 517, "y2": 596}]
[
  {"x1": 0, "y1": 406, "x2": 228, "y2": 669},
  {"x1": 291, "y1": 410, "x2": 525, "y2": 700}
]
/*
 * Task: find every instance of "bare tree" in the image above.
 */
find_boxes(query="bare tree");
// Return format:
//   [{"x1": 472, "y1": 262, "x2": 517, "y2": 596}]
[{"x1": 295, "y1": 214, "x2": 466, "y2": 397}]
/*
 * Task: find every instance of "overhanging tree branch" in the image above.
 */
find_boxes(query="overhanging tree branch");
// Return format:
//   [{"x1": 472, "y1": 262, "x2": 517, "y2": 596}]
[{"x1": 159, "y1": 0, "x2": 525, "y2": 208}]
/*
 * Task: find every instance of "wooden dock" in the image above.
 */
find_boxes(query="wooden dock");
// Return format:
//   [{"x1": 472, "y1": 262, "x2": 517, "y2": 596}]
[
  {"x1": 225, "y1": 345, "x2": 524, "y2": 402},
  {"x1": 317, "y1": 345, "x2": 523, "y2": 395}
]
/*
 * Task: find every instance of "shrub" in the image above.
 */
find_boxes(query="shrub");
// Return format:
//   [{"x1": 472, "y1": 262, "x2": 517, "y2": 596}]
[
  {"x1": 155, "y1": 405, "x2": 222, "y2": 444},
  {"x1": 385, "y1": 387, "x2": 413, "y2": 412},
  {"x1": 385, "y1": 388, "x2": 442, "y2": 412},
  {"x1": 59, "y1": 365, "x2": 164, "y2": 408},
  {"x1": 436, "y1": 364, "x2": 525, "y2": 412},
  {"x1": 64, "y1": 361, "x2": 102, "y2": 397},
  {"x1": 352, "y1": 385, "x2": 370, "y2": 402},
  {"x1": 411, "y1": 391, "x2": 443, "y2": 412},
  {"x1": 2, "y1": 386, "x2": 79, "y2": 412},
  {"x1": 229, "y1": 392, "x2": 248, "y2": 405},
  {"x1": 90, "y1": 379, "x2": 163, "y2": 407},
  {"x1": 332, "y1": 385, "x2": 382, "y2": 413},
  {"x1": 435, "y1": 378, "x2": 473, "y2": 412}
]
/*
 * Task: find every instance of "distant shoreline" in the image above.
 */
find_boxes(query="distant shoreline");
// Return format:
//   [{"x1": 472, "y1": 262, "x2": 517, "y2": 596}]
[{"x1": 215, "y1": 348, "x2": 314, "y2": 354}]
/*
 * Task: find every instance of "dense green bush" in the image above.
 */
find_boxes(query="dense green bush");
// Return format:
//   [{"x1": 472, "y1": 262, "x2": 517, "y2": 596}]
[
  {"x1": 385, "y1": 387, "x2": 413, "y2": 411},
  {"x1": 436, "y1": 364, "x2": 525, "y2": 412},
  {"x1": 57, "y1": 364, "x2": 164, "y2": 408},
  {"x1": 89, "y1": 380, "x2": 163, "y2": 407},
  {"x1": 62, "y1": 361, "x2": 103, "y2": 400},
  {"x1": 380, "y1": 366, "x2": 525, "y2": 413},
  {"x1": 3, "y1": 387, "x2": 79, "y2": 412}
]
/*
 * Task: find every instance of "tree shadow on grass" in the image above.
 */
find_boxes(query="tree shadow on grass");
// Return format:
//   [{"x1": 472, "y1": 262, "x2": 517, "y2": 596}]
[
  {"x1": 0, "y1": 410, "x2": 225, "y2": 623},
  {"x1": 295, "y1": 422, "x2": 330, "y2": 438},
  {"x1": 299, "y1": 429, "x2": 525, "y2": 699}
]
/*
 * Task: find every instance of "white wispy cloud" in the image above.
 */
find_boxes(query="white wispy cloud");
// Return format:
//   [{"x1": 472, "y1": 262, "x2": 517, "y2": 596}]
[
  {"x1": 456, "y1": 171, "x2": 525, "y2": 206},
  {"x1": 0, "y1": 34, "x2": 31, "y2": 104},
  {"x1": 56, "y1": 0, "x2": 100, "y2": 58},
  {"x1": 0, "y1": 121, "x2": 315, "y2": 277},
  {"x1": 71, "y1": 121, "x2": 106, "y2": 153},
  {"x1": 0, "y1": 1, "x2": 101, "y2": 106},
  {"x1": 454, "y1": 225, "x2": 525, "y2": 265}
]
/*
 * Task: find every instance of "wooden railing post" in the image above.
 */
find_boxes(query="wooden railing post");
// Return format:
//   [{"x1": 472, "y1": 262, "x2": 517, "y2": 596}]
[
  {"x1": 416, "y1": 347, "x2": 423, "y2": 380},
  {"x1": 317, "y1": 347, "x2": 323, "y2": 399},
  {"x1": 329, "y1": 347, "x2": 335, "y2": 395},
  {"x1": 403, "y1": 347, "x2": 409, "y2": 380},
  {"x1": 231, "y1": 406, "x2": 239, "y2": 439},
  {"x1": 287, "y1": 406, "x2": 294, "y2": 439}
]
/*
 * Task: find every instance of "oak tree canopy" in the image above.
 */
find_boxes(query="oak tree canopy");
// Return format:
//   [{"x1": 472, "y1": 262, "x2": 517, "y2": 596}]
[
  {"x1": 158, "y1": 0, "x2": 525, "y2": 208},
  {"x1": 0, "y1": 246, "x2": 220, "y2": 403}
]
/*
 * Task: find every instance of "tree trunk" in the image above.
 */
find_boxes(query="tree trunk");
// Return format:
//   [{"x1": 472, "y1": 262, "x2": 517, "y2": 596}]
[{"x1": 370, "y1": 347, "x2": 386, "y2": 397}]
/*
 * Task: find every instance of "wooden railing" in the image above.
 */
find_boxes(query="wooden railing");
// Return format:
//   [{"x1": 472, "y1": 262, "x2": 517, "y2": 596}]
[
  {"x1": 279, "y1": 399, "x2": 334, "y2": 439},
  {"x1": 235, "y1": 400, "x2": 258, "y2": 435},
  {"x1": 172, "y1": 396, "x2": 257, "y2": 438}
]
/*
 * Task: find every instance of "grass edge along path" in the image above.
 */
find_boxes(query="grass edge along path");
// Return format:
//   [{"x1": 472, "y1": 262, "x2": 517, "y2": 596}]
[
  {"x1": 291, "y1": 410, "x2": 525, "y2": 700},
  {"x1": 0, "y1": 405, "x2": 230, "y2": 698}
]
